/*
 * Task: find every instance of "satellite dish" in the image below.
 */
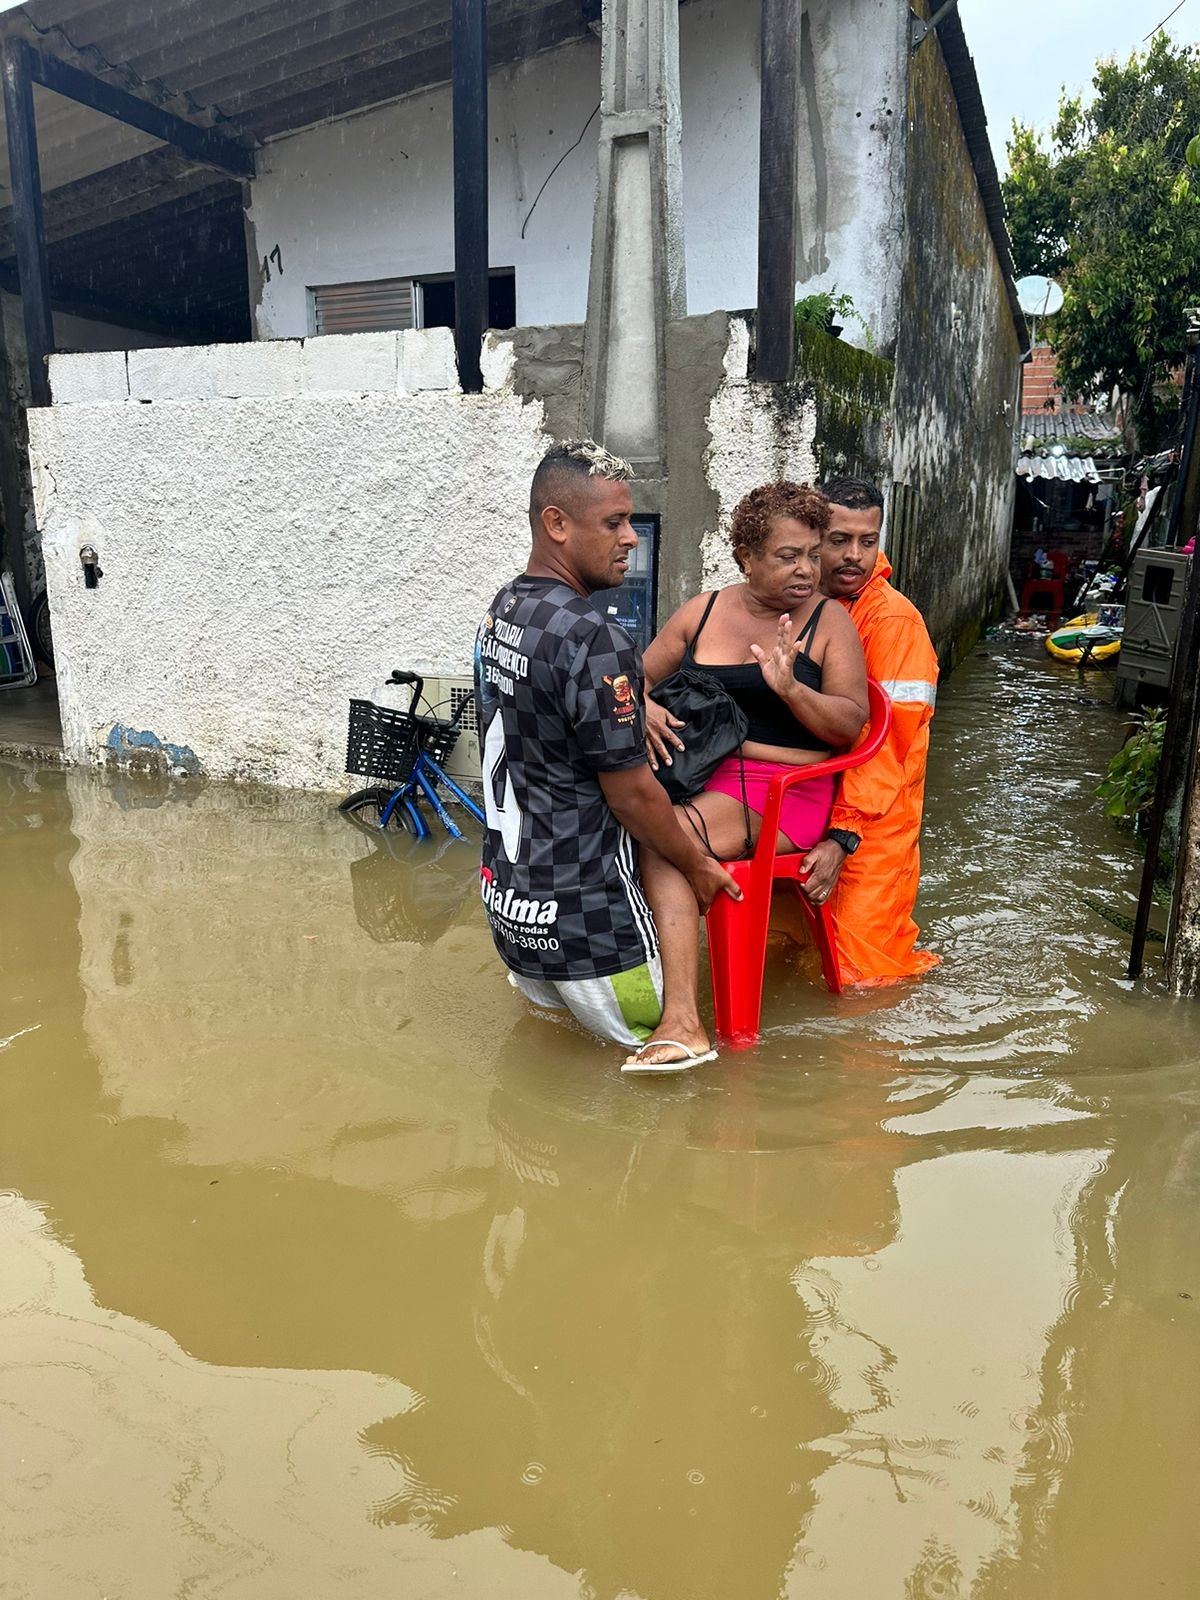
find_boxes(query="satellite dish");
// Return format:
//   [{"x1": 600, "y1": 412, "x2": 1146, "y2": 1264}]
[{"x1": 1016, "y1": 275, "x2": 1064, "y2": 317}]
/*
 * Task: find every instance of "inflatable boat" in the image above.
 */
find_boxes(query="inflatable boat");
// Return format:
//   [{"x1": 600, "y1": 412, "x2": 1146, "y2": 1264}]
[{"x1": 1045, "y1": 614, "x2": 1122, "y2": 665}]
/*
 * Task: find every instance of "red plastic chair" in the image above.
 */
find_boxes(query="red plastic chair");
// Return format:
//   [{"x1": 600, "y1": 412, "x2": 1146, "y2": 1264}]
[
  {"x1": 1019, "y1": 576, "x2": 1064, "y2": 615},
  {"x1": 705, "y1": 679, "x2": 893, "y2": 1049},
  {"x1": 1020, "y1": 550, "x2": 1072, "y2": 617}
]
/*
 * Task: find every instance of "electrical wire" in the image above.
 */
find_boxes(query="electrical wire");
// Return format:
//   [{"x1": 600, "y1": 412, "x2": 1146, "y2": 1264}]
[
  {"x1": 520, "y1": 103, "x2": 601, "y2": 239},
  {"x1": 1143, "y1": 0, "x2": 1188, "y2": 41}
]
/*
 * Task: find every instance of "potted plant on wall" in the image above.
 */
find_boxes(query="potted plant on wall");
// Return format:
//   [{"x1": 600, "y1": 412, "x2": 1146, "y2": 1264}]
[{"x1": 794, "y1": 288, "x2": 873, "y2": 347}]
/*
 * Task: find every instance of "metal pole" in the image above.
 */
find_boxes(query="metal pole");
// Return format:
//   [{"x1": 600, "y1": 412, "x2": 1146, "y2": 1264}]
[
  {"x1": 1, "y1": 40, "x2": 53, "y2": 409},
  {"x1": 911, "y1": 0, "x2": 963, "y2": 50},
  {"x1": 29, "y1": 47, "x2": 253, "y2": 179},
  {"x1": 755, "y1": 0, "x2": 799, "y2": 384},
  {"x1": 1128, "y1": 315, "x2": 1200, "y2": 977},
  {"x1": 452, "y1": 0, "x2": 488, "y2": 395}
]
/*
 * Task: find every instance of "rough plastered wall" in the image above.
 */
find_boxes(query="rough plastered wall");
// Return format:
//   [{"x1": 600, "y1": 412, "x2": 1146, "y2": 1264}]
[
  {"x1": 246, "y1": 1, "x2": 903, "y2": 351},
  {"x1": 510, "y1": 313, "x2": 827, "y2": 603},
  {"x1": 690, "y1": 317, "x2": 893, "y2": 593},
  {"x1": 784, "y1": 0, "x2": 910, "y2": 355},
  {"x1": 698, "y1": 318, "x2": 820, "y2": 589},
  {"x1": 516, "y1": 312, "x2": 889, "y2": 613},
  {"x1": 32, "y1": 316, "x2": 898, "y2": 794},
  {"x1": 889, "y1": 33, "x2": 1021, "y2": 663},
  {"x1": 29, "y1": 328, "x2": 548, "y2": 790}
]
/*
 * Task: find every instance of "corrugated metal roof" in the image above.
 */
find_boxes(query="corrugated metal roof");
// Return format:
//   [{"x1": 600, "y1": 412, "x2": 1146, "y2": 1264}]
[
  {"x1": 1017, "y1": 453, "x2": 1102, "y2": 484},
  {"x1": 1020, "y1": 409, "x2": 1124, "y2": 448}
]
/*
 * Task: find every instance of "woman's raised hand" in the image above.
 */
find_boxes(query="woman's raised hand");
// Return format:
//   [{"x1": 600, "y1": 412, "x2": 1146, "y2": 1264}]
[{"x1": 749, "y1": 614, "x2": 801, "y2": 702}]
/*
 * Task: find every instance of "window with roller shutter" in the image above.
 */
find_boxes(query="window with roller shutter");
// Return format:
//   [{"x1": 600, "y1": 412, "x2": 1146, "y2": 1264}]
[{"x1": 309, "y1": 278, "x2": 416, "y2": 336}]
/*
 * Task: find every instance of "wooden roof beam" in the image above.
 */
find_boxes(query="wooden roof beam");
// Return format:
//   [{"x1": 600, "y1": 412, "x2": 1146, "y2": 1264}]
[{"x1": 127, "y1": 0, "x2": 442, "y2": 93}]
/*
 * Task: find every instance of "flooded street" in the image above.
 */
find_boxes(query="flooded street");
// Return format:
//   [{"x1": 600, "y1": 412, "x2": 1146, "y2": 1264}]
[{"x1": 3, "y1": 642, "x2": 1199, "y2": 1599}]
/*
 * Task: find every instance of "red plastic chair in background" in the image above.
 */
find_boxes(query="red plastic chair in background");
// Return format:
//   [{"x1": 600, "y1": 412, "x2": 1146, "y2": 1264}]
[
  {"x1": 1019, "y1": 549, "x2": 1072, "y2": 617},
  {"x1": 704, "y1": 679, "x2": 893, "y2": 1049}
]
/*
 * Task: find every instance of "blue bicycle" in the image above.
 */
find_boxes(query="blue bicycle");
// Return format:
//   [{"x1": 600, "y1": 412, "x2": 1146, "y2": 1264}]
[{"x1": 339, "y1": 670, "x2": 485, "y2": 840}]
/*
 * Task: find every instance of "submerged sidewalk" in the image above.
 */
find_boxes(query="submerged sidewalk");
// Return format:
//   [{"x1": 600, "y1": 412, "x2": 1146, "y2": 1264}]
[{"x1": 0, "y1": 678, "x2": 65, "y2": 763}]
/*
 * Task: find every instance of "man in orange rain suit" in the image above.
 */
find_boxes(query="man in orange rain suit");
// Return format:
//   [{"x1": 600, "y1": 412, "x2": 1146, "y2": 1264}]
[{"x1": 799, "y1": 477, "x2": 941, "y2": 986}]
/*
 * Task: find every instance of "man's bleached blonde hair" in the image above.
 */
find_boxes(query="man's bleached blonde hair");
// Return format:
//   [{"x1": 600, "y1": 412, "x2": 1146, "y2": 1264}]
[
  {"x1": 555, "y1": 438, "x2": 634, "y2": 479},
  {"x1": 530, "y1": 438, "x2": 634, "y2": 521}
]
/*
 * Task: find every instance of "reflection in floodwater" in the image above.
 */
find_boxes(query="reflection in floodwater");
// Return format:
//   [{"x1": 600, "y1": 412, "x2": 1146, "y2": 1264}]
[
  {"x1": 1, "y1": 644, "x2": 1199, "y2": 1598},
  {"x1": 348, "y1": 822, "x2": 477, "y2": 946}
]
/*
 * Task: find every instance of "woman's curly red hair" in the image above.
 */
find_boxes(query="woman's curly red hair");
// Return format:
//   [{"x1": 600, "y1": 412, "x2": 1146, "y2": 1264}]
[{"x1": 730, "y1": 482, "x2": 831, "y2": 570}]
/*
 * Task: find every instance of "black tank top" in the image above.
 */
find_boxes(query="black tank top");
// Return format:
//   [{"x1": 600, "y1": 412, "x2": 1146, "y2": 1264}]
[{"x1": 681, "y1": 590, "x2": 829, "y2": 752}]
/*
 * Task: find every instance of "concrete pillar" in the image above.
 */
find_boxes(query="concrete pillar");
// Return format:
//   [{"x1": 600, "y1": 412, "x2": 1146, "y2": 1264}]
[{"x1": 583, "y1": 0, "x2": 685, "y2": 473}]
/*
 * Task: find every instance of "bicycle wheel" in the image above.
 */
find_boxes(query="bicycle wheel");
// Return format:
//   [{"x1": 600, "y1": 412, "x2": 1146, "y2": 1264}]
[
  {"x1": 339, "y1": 787, "x2": 406, "y2": 829},
  {"x1": 29, "y1": 591, "x2": 53, "y2": 668}
]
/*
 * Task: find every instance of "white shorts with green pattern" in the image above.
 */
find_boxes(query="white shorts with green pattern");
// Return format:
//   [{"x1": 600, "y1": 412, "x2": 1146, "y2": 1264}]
[{"x1": 508, "y1": 955, "x2": 664, "y2": 1048}]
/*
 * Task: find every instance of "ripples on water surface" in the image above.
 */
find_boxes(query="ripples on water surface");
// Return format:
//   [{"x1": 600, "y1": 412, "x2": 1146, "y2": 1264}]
[{"x1": 1, "y1": 643, "x2": 1198, "y2": 1598}]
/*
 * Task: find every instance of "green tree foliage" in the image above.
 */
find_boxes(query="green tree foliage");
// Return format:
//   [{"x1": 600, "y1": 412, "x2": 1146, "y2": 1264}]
[{"x1": 1003, "y1": 34, "x2": 1200, "y2": 446}]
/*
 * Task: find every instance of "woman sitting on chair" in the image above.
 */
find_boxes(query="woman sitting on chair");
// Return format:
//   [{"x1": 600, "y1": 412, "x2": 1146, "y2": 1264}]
[{"x1": 624, "y1": 481, "x2": 868, "y2": 1074}]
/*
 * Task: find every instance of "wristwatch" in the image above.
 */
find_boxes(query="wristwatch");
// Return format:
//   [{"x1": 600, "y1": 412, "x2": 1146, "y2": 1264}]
[{"x1": 826, "y1": 828, "x2": 861, "y2": 856}]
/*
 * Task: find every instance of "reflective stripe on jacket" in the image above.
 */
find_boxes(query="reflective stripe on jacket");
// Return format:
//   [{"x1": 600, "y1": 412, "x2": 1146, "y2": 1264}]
[{"x1": 829, "y1": 553, "x2": 941, "y2": 985}]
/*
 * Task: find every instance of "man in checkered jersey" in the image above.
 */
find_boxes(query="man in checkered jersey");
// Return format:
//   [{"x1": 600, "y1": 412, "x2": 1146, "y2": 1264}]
[{"x1": 475, "y1": 440, "x2": 740, "y2": 1070}]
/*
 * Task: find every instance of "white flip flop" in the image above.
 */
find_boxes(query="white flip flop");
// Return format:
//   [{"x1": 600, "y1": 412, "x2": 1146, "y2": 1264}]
[{"x1": 621, "y1": 1039, "x2": 719, "y2": 1075}]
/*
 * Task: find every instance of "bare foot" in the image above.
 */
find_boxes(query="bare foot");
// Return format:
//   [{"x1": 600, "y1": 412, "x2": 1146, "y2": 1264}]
[{"x1": 622, "y1": 1025, "x2": 717, "y2": 1074}]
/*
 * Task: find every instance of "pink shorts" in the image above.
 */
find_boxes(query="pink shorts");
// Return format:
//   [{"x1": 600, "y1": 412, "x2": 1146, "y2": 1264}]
[{"x1": 703, "y1": 756, "x2": 835, "y2": 851}]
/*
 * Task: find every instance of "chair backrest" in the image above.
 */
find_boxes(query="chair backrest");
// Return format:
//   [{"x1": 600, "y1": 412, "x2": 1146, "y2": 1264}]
[
  {"x1": 740, "y1": 680, "x2": 893, "y2": 881},
  {"x1": 804, "y1": 678, "x2": 893, "y2": 780}
]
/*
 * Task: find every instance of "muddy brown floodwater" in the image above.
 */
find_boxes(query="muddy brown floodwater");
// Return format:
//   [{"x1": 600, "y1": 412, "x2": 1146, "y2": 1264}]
[{"x1": 2, "y1": 641, "x2": 1199, "y2": 1600}]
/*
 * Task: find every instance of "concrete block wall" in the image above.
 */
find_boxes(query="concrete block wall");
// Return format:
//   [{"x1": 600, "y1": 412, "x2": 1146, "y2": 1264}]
[{"x1": 48, "y1": 327, "x2": 461, "y2": 408}]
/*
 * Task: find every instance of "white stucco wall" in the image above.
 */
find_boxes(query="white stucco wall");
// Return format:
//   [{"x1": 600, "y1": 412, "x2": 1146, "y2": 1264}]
[
  {"x1": 248, "y1": 35, "x2": 600, "y2": 337},
  {"x1": 700, "y1": 317, "x2": 820, "y2": 588},
  {"x1": 247, "y1": 0, "x2": 906, "y2": 350},
  {"x1": 31, "y1": 330, "x2": 549, "y2": 790},
  {"x1": 1, "y1": 295, "x2": 180, "y2": 596},
  {"x1": 32, "y1": 315, "x2": 826, "y2": 792}
]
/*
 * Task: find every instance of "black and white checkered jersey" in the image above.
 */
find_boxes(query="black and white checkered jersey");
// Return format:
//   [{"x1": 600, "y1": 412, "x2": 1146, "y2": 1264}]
[{"x1": 475, "y1": 576, "x2": 658, "y2": 982}]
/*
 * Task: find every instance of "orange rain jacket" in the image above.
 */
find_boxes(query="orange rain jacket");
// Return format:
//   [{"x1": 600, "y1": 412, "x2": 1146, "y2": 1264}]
[{"x1": 829, "y1": 553, "x2": 941, "y2": 986}]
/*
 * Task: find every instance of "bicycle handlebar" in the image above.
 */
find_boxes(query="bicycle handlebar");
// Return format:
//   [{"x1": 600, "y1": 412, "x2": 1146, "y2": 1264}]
[{"x1": 388, "y1": 669, "x2": 424, "y2": 711}]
